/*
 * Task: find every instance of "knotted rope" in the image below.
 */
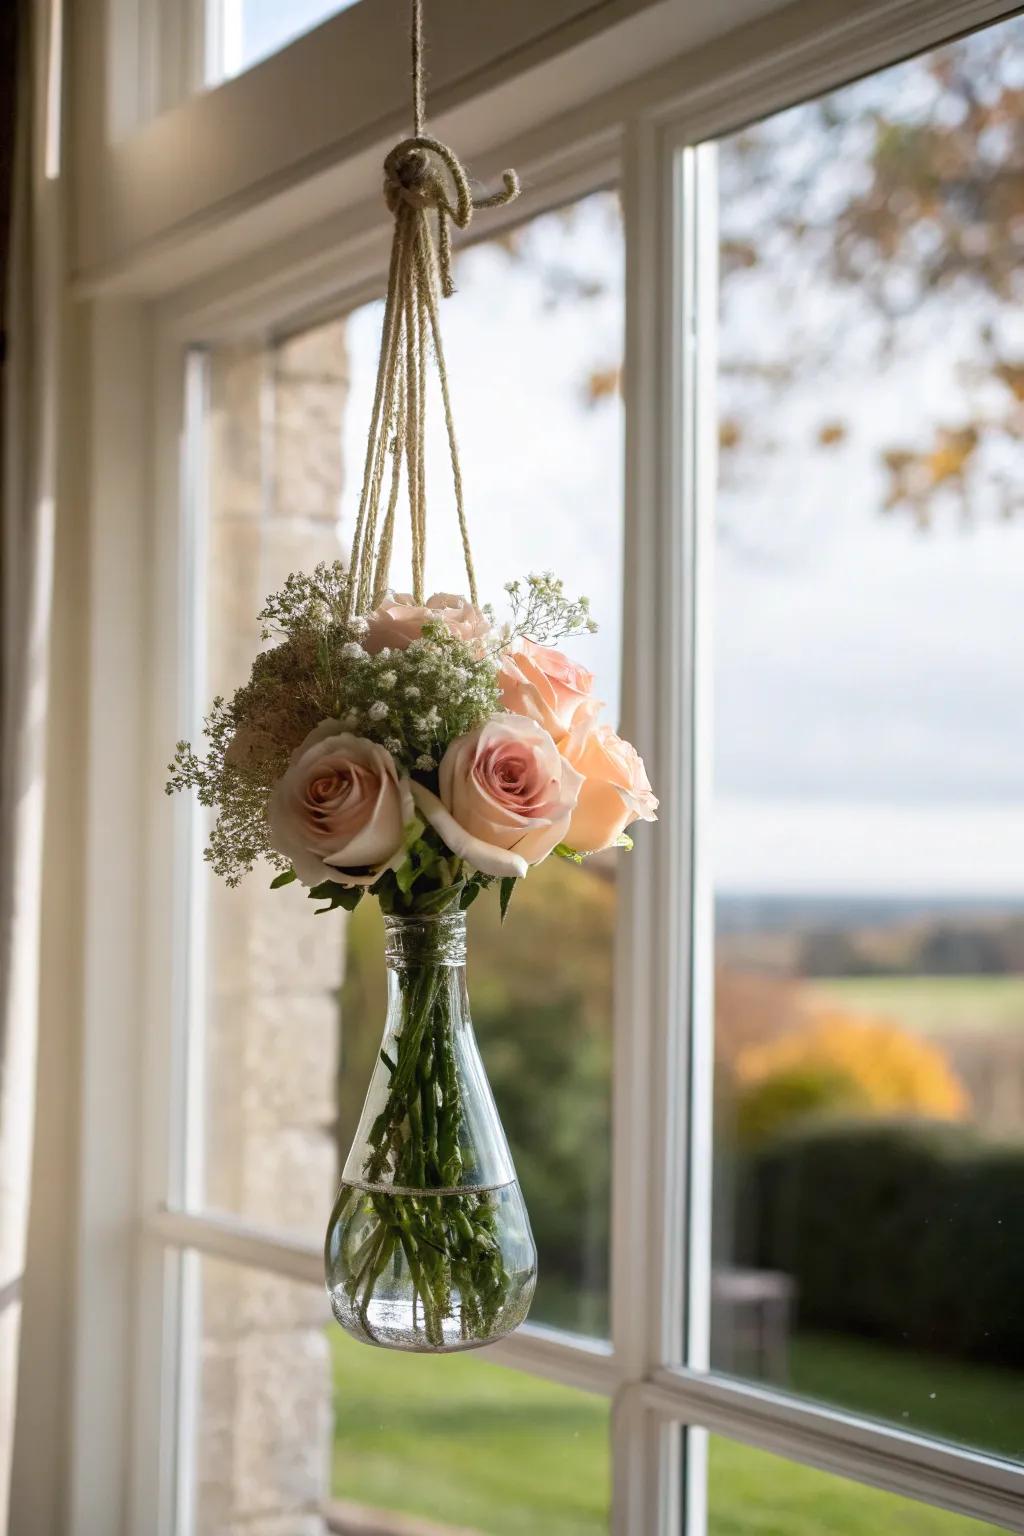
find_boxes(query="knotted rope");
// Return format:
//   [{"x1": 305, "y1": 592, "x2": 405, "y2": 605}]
[{"x1": 345, "y1": 0, "x2": 520, "y2": 620}]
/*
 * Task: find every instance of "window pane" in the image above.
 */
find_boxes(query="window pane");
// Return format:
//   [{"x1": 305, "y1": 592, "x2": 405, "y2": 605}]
[
  {"x1": 190, "y1": 192, "x2": 624, "y2": 1342},
  {"x1": 214, "y1": 0, "x2": 363, "y2": 80},
  {"x1": 332, "y1": 1330, "x2": 609, "y2": 1532},
  {"x1": 340, "y1": 190, "x2": 624, "y2": 1337},
  {"x1": 705, "y1": 1436, "x2": 1009, "y2": 1535},
  {"x1": 186, "y1": 1256, "x2": 609, "y2": 1533},
  {"x1": 187, "y1": 1256, "x2": 335, "y2": 1533},
  {"x1": 708, "y1": 15, "x2": 1024, "y2": 1463}
]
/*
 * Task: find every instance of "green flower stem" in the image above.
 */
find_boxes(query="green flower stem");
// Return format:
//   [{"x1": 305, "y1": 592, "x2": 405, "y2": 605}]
[
  {"x1": 358, "y1": 1227, "x2": 396, "y2": 1334},
  {"x1": 349, "y1": 957, "x2": 511, "y2": 1346}
]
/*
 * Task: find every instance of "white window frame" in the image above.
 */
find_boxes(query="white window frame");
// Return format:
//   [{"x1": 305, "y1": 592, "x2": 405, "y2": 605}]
[{"x1": 33, "y1": 1, "x2": 1024, "y2": 1534}]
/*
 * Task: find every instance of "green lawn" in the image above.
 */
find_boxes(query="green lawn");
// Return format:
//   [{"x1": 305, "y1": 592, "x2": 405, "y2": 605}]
[
  {"x1": 331, "y1": 1329, "x2": 609, "y2": 1535},
  {"x1": 790, "y1": 1332, "x2": 1024, "y2": 1463},
  {"x1": 810, "y1": 976, "x2": 1024, "y2": 1037},
  {"x1": 706, "y1": 1437, "x2": 1004, "y2": 1535},
  {"x1": 331, "y1": 1328, "x2": 1014, "y2": 1534}
]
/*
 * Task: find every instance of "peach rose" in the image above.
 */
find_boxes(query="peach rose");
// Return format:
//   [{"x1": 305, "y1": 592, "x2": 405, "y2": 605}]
[
  {"x1": 268, "y1": 722, "x2": 413, "y2": 888},
  {"x1": 560, "y1": 721, "x2": 658, "y2": 853},
  {"x1": 411, "y1": 714, "x2": 583, "y2": 879},
  {"x1": 497, "y1": 638, "x2": 601, "y2": 738},
  {"x1": 363, "y1": 592, "x2": 491, "y2": 655}
]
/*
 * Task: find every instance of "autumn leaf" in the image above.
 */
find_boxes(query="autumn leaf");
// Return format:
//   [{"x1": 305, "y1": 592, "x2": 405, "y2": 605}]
[{"x1": 584, "y1": 365, "x2": 622, "y2": 407}]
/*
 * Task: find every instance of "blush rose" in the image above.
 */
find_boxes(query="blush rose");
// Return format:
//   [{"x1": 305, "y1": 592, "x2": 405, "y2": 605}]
[
  {"x1": 559, "y1": 720, "x2": 659, "y2": 853},
  {"x1": 363, "y1": 591, "x2": 492, "y2": 655},
  {"x1": 267, "y1": 721, "x2": 413, "y2": 888},
  {"x1": 411, "y1": 714, "x2": 583, "y2": 879},
  {"x1": 497, "y1": 638, "x2": 600, "y2": 739}
]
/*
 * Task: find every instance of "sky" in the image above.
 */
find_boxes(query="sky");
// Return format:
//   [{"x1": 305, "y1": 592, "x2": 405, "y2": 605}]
[
  {"x1": 331, "y1": 26, "x2": 1024, "y2": 901},
  {"x1": 711, "y1": 22, "x2": 1024, "y2": 895},
  {"x1": 234, "y1": 0, "x2": 362, "y2": 73}
]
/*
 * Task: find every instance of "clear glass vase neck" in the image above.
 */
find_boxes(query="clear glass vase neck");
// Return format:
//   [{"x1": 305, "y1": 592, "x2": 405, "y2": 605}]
[
  {"x1": 341, "y1": 912, "x2": 514, "y2": 1192},
  {"x1": 383, "y1": 910, "x2": 467, "y2": 969}
]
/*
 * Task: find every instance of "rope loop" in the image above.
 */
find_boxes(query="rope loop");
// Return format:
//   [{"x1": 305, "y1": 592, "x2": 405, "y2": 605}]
[{"x1": 383, "y1": 136, "x2": 519, "y2": 297}]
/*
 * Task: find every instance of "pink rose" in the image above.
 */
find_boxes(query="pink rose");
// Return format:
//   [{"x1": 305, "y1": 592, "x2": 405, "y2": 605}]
[
  {"x1": 411, "y1": 714, "x2": 583, "y2": 879},
  {"x1": 498, "y1": 639, "x2": 600, "y2": 739},
  {"x1": 363, "y1": 592, "x2": 491, "y2": 655},
  {"x1": 560, "y1": 721, "x2": 659, "y2": 853},
  {"x1": 268, "y1": 722, "x2": 413, "y2": 888}
]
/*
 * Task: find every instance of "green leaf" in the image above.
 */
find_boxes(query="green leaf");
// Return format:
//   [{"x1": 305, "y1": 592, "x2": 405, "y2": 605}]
[
  {"x1": 395, "y1": 857, "x2": 418, "y2": 896},
  {"x1": 270, "y1": 868, "x2": 297, "y2": 889},
  {"x1": 613, "y1": 832, "x2": 634, "y2": 851},
  {"x1": 308, "y1": 880, "x2": 364, "y2": 914},
  {"x1": 459, "y1": 881, "x2": 483, "y2": 910},
  {"x1": 414, "y1": 882, "x2": 465, "y2": 915},
  {"x1": 395, "y1": 819, "x2": 443, "y2": 896},
  {"x1": 402, "y1": 816, "x2": 425, "y2": 850},
  {"x1": 499, "y1": 877, "x2": 516, "y2": 923},
  {"x1": 553, "y1": 842, "x2": 586, "y2": 864}
]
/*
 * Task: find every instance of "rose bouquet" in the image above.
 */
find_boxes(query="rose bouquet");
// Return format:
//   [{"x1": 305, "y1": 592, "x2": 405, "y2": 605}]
[{"x1": 168, "y1": 565, "x2": 657, "y2": 1348}]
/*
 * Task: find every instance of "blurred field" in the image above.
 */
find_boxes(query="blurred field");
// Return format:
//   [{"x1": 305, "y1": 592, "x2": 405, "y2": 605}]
[{"x1": 810, "y1": 976, "x2": 1024, "y2": 1037}]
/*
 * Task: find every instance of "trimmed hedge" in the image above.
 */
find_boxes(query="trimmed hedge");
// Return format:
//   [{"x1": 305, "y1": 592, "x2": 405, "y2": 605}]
[{"x1": 743, "y1": 1119, "x2": 1024, "y2": 1366}]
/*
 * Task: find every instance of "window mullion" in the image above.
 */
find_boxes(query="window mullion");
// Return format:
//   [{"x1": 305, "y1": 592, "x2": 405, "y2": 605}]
[
  {"x1": 611, "y1": 106, "x2": 693, "y2": 1535},
  {"x1": 677, "y1": 135, "x2": 722, "y2": 1536},
  {"x1": 679, "y1": 138, "x2": 719, "y2": 1384}
]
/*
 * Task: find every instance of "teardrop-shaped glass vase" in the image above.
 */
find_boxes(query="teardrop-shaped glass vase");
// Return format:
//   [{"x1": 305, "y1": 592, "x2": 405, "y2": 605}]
[{"x1": 325, "y1": 910, "x2": 537, "y2": 1351}]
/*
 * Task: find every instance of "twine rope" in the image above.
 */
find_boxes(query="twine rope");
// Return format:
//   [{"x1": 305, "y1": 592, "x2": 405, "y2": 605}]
[{"x1": 345, "y1": 0, "x2": 520, "y2": 620}]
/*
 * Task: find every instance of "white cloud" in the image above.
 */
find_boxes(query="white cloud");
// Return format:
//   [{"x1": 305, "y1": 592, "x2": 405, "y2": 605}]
[{"x1": 714, "y1": 796, "x2": 1024, "y2": 896}]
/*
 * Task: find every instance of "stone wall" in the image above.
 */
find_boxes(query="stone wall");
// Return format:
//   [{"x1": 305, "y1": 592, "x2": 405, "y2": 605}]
[{"x1": 194, "y1": 322, "x2": 349, "y2": 1535}]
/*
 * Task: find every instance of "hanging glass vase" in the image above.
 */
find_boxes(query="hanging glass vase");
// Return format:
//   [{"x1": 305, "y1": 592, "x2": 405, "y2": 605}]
[{"x1": 325, "y1": 911, "x2": 537, "y2": 1351}]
